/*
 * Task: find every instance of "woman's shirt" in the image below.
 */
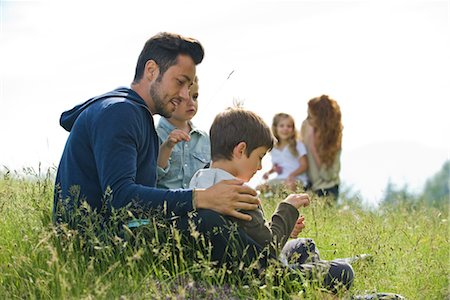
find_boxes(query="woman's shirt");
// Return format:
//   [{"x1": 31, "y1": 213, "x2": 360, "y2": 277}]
[
  {"x1": 305, "y1": 148, "x2": 341, "y2": 191},
  {"x1": 156, "y1": 117, "x2": 211, "y2": 189},
  {"x1": 300, "y1": 120, "x2": 341, "y2": 191}
]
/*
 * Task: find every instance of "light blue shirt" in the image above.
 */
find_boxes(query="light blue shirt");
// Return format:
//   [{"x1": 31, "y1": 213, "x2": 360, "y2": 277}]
[{"x1": 156, "y1": 117, "x2": 211, "y2": 189}]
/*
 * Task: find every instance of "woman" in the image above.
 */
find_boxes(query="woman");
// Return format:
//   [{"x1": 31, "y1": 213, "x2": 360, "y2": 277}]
[{"x1": 301, "y1": 95, "x2": 343, "y2": 201}]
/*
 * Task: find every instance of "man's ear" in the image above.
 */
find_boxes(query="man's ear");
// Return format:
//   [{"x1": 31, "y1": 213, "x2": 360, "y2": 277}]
[
  {"x1": 233, "y1": 142, "x2": 247, "y2": 159},
  {"x1": 144, "y1": 60, "x2": 160, "y2": 81}
]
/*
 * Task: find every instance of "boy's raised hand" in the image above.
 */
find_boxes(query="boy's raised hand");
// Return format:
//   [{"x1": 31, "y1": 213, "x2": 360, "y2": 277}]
[
  {"x1": 158, "y1": 129, "x2": 191, "y2": 169},
  {"x1": 283, "y1": 193, "x2": 310, "y2": 209},
  {"x1": 163, "y1": 129, "x2": 190, "y2": 149}
]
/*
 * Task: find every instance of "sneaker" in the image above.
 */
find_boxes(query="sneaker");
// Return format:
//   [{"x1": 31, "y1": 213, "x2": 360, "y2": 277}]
[
  {"x1": 336, "y1": 254, "x2": 373, "y2": 264},
  {"x1": 351, "y1": 292, "x2": 405, "y2": 299}
]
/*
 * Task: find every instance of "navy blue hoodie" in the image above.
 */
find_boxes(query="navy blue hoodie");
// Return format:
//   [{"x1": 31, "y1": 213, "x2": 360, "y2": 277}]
[{"x1": 54, "y1": 87, "x2": 194, "y2": 221}]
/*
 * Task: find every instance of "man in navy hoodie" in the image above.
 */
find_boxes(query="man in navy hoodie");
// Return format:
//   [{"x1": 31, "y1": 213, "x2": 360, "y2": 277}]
[{"x1": 54, "y1": 32, "x2": 262, "y2": 265}]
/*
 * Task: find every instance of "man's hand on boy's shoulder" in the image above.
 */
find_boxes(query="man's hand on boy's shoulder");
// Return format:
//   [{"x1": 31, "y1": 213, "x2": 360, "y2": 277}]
[{"x1": 194, "y1": 179, "x2": 259, "y2": 221}]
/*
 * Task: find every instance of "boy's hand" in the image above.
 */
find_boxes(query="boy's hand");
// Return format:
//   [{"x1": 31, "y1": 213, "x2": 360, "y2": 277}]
[
  {"x1": 283, "y1": 193, "x2": 310, "y2": 209},
  {"x1": 157, "y1": 129, "x2": 190, "y2": 169},
  {"x1": 163, "y1": 129, "x2": 190, "y2": 149},
  {"x1": 290, "y1": 215, "x2": 305, "y2": 238}
]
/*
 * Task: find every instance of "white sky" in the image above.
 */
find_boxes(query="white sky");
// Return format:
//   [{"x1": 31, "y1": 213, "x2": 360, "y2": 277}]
[{"x1": 1, "y1": 0, "x2": 449, "y2": 205}]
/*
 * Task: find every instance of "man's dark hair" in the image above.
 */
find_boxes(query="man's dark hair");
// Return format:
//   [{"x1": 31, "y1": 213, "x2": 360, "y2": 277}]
[
  {"x1": 133, "y1": 32, "x2": 204, "y2": 83},
  {"x1": 210, "y1": 107, "x2": 274, "y2": 161}
]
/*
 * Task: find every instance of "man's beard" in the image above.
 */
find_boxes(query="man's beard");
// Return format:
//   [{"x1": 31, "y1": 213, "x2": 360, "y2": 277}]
[{"x1": 150, "y1": 81, "x2": 173, "y2": 118}]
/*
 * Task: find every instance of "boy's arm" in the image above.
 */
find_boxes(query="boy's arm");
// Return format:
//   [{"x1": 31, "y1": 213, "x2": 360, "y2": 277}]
[
  {"x1": 267, "y1": 202, "x2": 300, "y2": 249},
  {"x1": 157, "y1": 129, "x2": 190, "y2": 168},
  {"x1": 238, "y1": 203, "x2": 299, "y2": 251},
  {"x1": 237, "y1": 208, "x2": 272, "y2": 247}
]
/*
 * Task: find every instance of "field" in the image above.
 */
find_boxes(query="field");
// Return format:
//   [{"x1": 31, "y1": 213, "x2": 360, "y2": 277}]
[{"x1": 0, "y1": 168, "x2": 448, "y2": 299}]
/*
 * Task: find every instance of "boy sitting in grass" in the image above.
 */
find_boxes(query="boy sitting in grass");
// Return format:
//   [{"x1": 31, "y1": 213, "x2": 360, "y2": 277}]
[
  {"x1": 190, "y1": 107, "x2": 355, "y2": 293},
  {"x1": 189, "y1": 107, "x2": 310, "y2": 255}
]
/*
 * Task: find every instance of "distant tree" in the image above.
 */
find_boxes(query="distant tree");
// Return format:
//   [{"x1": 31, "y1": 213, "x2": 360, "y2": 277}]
[
  {"x1": 381, "y1": 179, "x2": 417, "y2": 207},
  {"x1": 421, "y1": 160, "x2": 449, "y2": 207},
  {"x1": 338, "y1": 182, "x2": 365, "y2": 208}
]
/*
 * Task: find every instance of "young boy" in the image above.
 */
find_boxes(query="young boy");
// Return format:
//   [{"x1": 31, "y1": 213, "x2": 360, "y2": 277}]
[
  {"x1": 190, "y1": 107, "x2": 355, "y2": 293},
  {"x1": 156, "y1": 76, "x2": 211, "y2": 189},
  {"x1": 189, "y1": 107, "x2": 310, "y2": 254}
]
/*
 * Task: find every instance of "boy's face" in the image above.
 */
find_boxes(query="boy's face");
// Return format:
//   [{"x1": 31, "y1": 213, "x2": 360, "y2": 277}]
[
  {"x1": 170, "y1": 80, "x2": 199, "y2": 122},
  {"x1": 235, "y1": 146, "x2": 269, "y2": 182}
]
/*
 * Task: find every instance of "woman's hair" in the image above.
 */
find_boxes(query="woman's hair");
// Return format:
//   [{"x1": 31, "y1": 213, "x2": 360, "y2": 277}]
[
  {"x1": 308, "y1": 95, "x2": 343, "y2": 168},
  {"x1": 272, "y1": 113, "x2": 298, "y2": 157}
]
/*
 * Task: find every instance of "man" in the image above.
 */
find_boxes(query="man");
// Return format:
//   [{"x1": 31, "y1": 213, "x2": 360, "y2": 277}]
[{"x1": 54, "y1": 32, "x2": 261, "y2": 264}]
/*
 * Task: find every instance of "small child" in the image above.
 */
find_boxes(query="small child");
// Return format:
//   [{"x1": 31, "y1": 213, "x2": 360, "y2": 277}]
[
  {"x1": 262, "y1": 113, "x2": 309, "y2": 191},
  {"x1": 189, "y1": 107, "x2": 309, "y2": 254},
  {"x1": 156, "y1": 76, "x2": 211, "y2": 189}
]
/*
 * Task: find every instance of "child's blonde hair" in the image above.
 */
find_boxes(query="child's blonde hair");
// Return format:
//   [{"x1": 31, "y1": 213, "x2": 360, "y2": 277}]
[{"x1": 271, "y1": 113, "x2": 298, "y2": 157}]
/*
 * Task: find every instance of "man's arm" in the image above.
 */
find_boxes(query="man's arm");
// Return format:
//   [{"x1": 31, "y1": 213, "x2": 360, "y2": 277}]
[
  {"x1": 90, "y1": 103, "x2": 195, "y2": 216},
  {"x1": 194, "y1": 179, "x2": 259, "y2": 221},
  {"x1": 92, "y1": 104, "x2": 258, "y2": 219}
]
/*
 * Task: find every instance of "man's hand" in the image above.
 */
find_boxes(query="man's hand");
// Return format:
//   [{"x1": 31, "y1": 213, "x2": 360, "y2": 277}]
[
  {"x1": 194, "y1": 179, "x2": 259, "y2": 221},
  {"x1": 290, "y1": 215, "x2": 305, "y2": 238}
]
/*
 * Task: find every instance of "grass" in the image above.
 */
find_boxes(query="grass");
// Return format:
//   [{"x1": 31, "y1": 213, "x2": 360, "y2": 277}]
[{"x1": 0, "y1": 167, "x2": 448, "y2": 299}]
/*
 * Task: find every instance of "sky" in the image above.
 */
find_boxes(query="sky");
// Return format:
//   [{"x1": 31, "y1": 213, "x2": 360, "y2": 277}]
[{"x1": 1, "y1": 0, "x2": 449, "y2": 205}]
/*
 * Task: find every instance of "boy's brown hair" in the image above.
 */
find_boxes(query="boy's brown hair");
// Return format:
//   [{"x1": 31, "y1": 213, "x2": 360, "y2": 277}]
[{"x1": 210, "y1": 107, "x2": 274, "y2": 161}]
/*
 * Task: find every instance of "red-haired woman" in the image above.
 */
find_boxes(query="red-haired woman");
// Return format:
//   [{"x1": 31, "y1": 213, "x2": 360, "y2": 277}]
[{"x1": 301, "y1": 95, "x2": 343, "y2": 201}]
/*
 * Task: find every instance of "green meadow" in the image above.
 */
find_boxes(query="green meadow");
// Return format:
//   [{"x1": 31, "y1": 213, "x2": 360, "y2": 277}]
[{"x1": 0, "y1": 168, "x2": 448, "y2": 299}]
